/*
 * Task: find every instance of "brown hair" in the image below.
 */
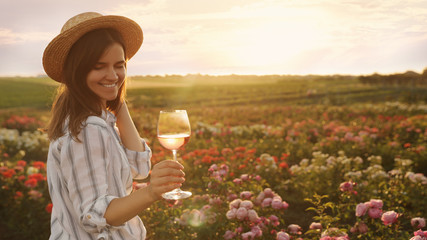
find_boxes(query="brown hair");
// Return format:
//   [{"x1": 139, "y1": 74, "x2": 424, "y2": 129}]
[{"x1": 47, "y1": 28, "x2": 127, "y2": 141}]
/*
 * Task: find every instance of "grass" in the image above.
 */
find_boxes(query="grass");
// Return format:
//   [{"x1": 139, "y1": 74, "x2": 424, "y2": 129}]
[
  {"x1": 0, "y1": 75, "x2": 426, "y2": 112},
  {"x1": 0, "y1": 77, "x2": 57, "y2": 109}
]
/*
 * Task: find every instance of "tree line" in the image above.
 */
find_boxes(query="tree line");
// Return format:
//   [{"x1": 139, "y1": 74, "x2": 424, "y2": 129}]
[{"x1": 358, "y1": 69, "x2": 427, "y2": 86}]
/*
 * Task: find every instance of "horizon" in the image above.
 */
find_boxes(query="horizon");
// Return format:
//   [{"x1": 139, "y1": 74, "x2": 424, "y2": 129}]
[{"x1": 0, "y1": 68, "x2": 425, "y2": 79}]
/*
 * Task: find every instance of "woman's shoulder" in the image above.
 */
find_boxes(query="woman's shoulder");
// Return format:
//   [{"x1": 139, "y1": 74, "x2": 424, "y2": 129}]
[
  {"x1": 85, "y1": 111, "x2": 116, "y2": 129},
  {"x1": 84, "y1": 115, "x2": 109, "y2": 129},
  {"x1": 50, "y1": 113, "x2": 114, "y2": 148}
]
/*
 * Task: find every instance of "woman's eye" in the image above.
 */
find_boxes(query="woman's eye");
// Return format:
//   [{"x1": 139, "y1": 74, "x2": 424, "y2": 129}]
[{"x1": 93, "y1": 65, "x2": 104, "y2": 70}]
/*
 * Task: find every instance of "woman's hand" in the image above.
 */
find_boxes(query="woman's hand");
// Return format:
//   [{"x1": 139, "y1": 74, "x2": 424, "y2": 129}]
[
  {"x1": 113, "y1": 101, "x2": 126, "y2": 118},
  {"x1": 146, "y1": 160, "x2": 186, "y2": 201},
  {"x1": 104, "y1": 160, "x2": 185, "y2": 226},
  {"x1": 114, "y1": 101, "x2": 145, "y2": 152}
]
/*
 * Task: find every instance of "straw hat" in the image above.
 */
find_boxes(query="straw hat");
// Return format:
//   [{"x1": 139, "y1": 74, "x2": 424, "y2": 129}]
[{"x1": 43, "y1": 12, "x2": 143, "y2": 82}]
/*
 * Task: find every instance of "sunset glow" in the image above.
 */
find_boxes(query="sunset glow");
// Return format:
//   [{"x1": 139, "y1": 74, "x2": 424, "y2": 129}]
[{"x1": 0, "y1": 0, "x2": 427, "y2": 76}]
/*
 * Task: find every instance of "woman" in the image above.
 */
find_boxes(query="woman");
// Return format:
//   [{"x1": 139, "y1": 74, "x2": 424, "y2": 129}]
[{"x1": 43, "y1": 12, "x2": 185, "y2": 239}]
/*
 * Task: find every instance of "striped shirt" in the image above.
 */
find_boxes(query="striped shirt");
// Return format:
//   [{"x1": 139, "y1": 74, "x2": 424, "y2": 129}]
[{"x1": 47, "y1": 111, "x2": 152, "y2": 240}]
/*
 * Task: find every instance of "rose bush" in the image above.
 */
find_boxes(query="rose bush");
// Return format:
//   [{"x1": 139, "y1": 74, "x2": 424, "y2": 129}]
[
  {"x1": 0, "y1": 149, "x2": 51, "y2": 240},
  {"x1": 0, "y1": 101, "x2": 426, "y2": 239},
  {"x1": 2, "y1": 115, "x2": 43, "y2": 134}
]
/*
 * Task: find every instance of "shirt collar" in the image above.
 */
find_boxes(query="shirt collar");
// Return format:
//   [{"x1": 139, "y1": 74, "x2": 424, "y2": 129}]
[{"x1": 101, "y1": 110, "x2": 117, "y2": 125}]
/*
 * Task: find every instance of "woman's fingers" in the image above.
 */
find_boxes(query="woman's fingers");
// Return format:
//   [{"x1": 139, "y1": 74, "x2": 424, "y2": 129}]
[
  {"x1": 150, "y1": 176, "x2": 185, "y2": 186},
  {"x1": 148, "y1": 176, "x2": 184, "y2": 198},
  {"x1": 146, "y1": 183, "x2": 182, "y2": 201},
  {"x1": 151, "y1": 168, "x2": 185, "y2": 179},
  {"x1": 153, "y1": 160, "x2": 184, "y2": 170},
  {"x1": 151, "y1": 161, "x2": 185, "y2": 178}
]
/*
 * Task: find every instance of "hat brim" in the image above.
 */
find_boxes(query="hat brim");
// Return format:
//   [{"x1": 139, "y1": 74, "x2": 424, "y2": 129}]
[{"x1": 43, "y1": 15, "x2": 143, "y2": 82}]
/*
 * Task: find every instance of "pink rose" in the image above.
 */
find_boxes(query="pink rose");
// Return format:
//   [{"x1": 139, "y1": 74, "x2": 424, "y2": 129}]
[
  {"x1": 240, "y1": 200, "x2": 254, "y2": 209},
  {"x1": 240, "y1": 174, "x2": 249, "y2": 181},
  {"x1": 241, "y1": 231, "x2": 255, "y2": 240},
  {"x1": 229, "y1": 199, "x2": 241, "y2": 209},
  {"x1": 276, "y1": 231, "x2": 290, "y2": 240},
  {"x1": 209, "y1": 197, "x2": 222, "y2": 205},
  {"x1": 179, "y1": 210, "x2": 190, "y2": 225},
  {"x1": 233, "y1": 178, "x2": 242, "y2": 184},
  {"x1": 248, "y1": 209, "x2": 260, "y2": 223},
  {"x1": 269, "y1": 215, "x2": 280, "y2": 226},
  {"x1": 309, "y1": 222, "x2": 322, "y2": 230},
  {"x1": 369, "y1": 199, "x2": 383, "y2": 209},
  {"x1": 208, "y1": 164, "x2": 218, "y2": 172},
  {"x1": 201, "y1": 204, "x2": 211, "y2": 211},
  {"x1": 273, "y1": 195, "x2": 283, "y2": 201},
  {"x1": 254, "y1": 191, "x2": 265, "y2": 205},
  {"x1": 240, "y1": 191, "x2": 252, "y2": 200},
  {"x1": 271, "y1": 220, "x2": 280, "y2": 227},
  {"x1": 205, "y1": 213, "x2": 217, "y2": 224},
  {"x1": 335, "y1": 237, "x2": 350, "y2": 240},
  {"x1": 272, "y1": 198, "x2": 284, "y2": 210},
  {"x1": 236, "y1": 207, "x2": 248, "y2": 220},
  {"x1": 227, "y1": 193, "x2": 238, "y2": 201},
  {"x1": 28, "y1": 190, "x2": 42, "y2": 200},
  {"x1": 355, "y1": 202, "x2": 368, "y2": 217},
  {"x1": 339, "y1": 181, "x2": 354, "y2": 192},
  {"x1": 282, "y1": 201, "x2": 289, "y2": 210},
  {"x1": 351, "y1": 222, "x2": 368, "y2": 234},
  {"x1": 368, "y1": 208, "x2": 382, "y2": 219},
  {"x1": 411, "y1": 217, "x2": 426, "y2": 229},
  {"x1": 251, "y1": 226, "x2": 262, "y2": 237},
  {"x1": 358, "y1": 222, "x2": 368, "y2": 234},
  {"x1": 261, "y1": 198, "x2": 273, "y2": 207},
  {"x1": 213, "y1": 175, "x2": 222, "y2": 182},
  {"x1": 223, "y1": 230, "x2": 235, "y2": 240},
  {"x1": 226, "y1": 208, "x2": 237, "y2": 220},
  {"x1": 288, "y1": 224, "x2": 302, "y2": 234},
  {"x1": 219, "y1": 166, "x2": 228, "y2": 176},
  {"x1": 264, "y1": 188, "x2": 274, "y2": 197},
  {"x1": 381, "y1": 211, "x2": 398, "y2": 225},
  {"x1": 414, "y1": 230, "x2": 427, "y2": 237}
]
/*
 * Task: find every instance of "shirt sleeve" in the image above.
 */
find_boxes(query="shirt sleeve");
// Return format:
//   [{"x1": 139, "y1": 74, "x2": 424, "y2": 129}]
[
  {"x1": 60, "y1": 123, "x2": 122, "y2": 239},
  {"x1": 124, "y1": 139, "x2": 152, "y2": 180}
]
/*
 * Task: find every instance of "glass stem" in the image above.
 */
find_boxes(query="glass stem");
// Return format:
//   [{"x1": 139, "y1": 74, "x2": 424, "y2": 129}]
[{"x1": 172, "y1": 149, "x2": 177, "y2": 161}]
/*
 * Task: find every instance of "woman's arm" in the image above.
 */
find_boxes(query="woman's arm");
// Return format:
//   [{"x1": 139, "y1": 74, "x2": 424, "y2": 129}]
[
  {"x1": 114, "y1": 102, "x2": 144, "y2": 152},
  {"x1": 104, "y1": 160, "x2": 186, "y2": 226},
  {"x1": 106, "y1": 102, "x2": 186, "y2": 226}
]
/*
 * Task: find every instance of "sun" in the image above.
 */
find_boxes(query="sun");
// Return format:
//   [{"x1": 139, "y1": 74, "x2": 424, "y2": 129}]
[{"x1": 225, "y1": 17, "x2": 324, "y2": 73}]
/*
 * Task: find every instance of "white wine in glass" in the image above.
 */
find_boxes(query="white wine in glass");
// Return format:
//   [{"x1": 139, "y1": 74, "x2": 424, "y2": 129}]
[{"x1": 157, "y1": 110, "x2": 192, "y2": 200}]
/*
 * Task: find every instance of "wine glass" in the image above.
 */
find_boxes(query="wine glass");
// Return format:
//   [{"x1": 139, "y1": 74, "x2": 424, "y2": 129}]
[{"x1": 157, "y1": 110, "x2": 192, "y2": 199}]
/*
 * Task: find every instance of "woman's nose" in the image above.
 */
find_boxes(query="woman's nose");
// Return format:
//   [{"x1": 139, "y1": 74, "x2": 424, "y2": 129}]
[{"x1": 106, "y1": 67, "x2": 118, "y2": 80}]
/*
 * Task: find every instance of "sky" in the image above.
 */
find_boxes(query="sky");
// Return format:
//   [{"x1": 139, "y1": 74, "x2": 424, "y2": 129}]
[{"x1": 1, "y1": 0, "x2": 427, "y2": 77}]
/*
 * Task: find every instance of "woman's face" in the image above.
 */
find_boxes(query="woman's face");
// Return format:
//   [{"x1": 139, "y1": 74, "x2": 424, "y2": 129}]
[{"x1": 86, "y1": 43, "x2": 126, "y2": 107}]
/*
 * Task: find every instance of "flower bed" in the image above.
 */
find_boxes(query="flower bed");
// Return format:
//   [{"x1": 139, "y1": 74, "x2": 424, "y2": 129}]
[{"x1": 0, "y1": 102, "x2": 426, "y2": 239}]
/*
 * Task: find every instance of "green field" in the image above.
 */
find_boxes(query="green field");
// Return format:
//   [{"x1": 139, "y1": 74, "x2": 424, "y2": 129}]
[{"x1": 1, "y1": 75, "x2": 426, "y2": 112}]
